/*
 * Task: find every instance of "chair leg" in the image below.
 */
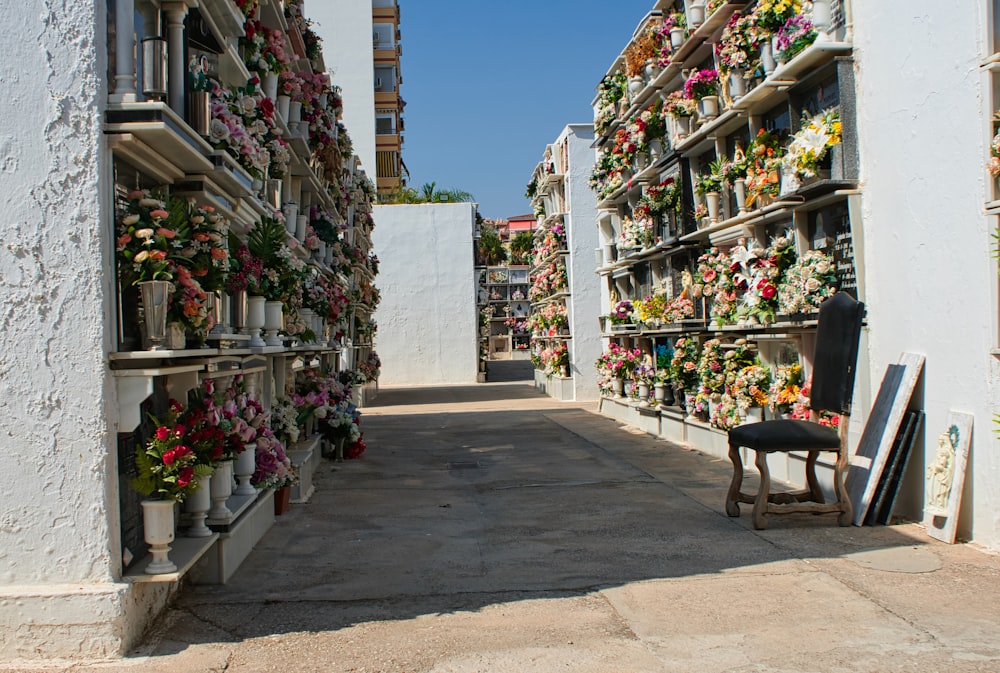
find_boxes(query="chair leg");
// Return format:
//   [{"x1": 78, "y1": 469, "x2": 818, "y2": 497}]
[
  {"x1": 805, "y1": 451, "x2": 825, "y2": 504},
  {"x1": 752, "y1": 450, "x2": 770, "y2": 530},
  {"x1": 726, "y1": 441, "x2": 743, "y2": 517},
  {"x1": 833, "y1": 449, "x2": 854, "y2": 527}
]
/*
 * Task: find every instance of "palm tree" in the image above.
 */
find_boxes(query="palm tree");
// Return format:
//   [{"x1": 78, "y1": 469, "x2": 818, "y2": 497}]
[
  {"x1": 509, "y1": 231, "x2": 534, "y2": 265},
  {"x1": 478, "y1": 224, "x2": 508, "y2": 266}
]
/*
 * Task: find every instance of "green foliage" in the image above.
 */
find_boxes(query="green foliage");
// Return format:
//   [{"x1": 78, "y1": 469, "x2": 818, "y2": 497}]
[
  {"x1": 509, "y1": 231, "x2": 534, "y2": 264},
  {"x1": 478, "y1": 225, "x2": 507, "y2": 266}
]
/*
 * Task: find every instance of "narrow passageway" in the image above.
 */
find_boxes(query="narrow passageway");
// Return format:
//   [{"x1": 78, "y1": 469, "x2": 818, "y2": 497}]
[{"x1": 119, "y1": 382, "x2": 1000, "y2": 673}]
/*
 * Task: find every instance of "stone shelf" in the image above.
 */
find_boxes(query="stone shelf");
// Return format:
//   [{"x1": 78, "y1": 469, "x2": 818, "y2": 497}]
[{"x1": 123, "y1": 533, "x2": 218, "y2": 583}]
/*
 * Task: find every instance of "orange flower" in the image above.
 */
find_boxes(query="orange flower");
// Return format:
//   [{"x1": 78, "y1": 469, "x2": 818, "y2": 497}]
[
  {"x1": 157, "y1": 227, "x2": 176, "y2": 239},
  {"x1": 211, "y1": 247, "x2": 228, "y2": 260}
]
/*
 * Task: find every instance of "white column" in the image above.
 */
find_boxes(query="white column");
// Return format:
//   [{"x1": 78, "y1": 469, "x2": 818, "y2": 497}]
[
  {"x1": 111, "y1": 0, "x2": 137, "y2": 102},
  {"x1": 163, "y1": 2, "x2": 188, "y2": 114}
]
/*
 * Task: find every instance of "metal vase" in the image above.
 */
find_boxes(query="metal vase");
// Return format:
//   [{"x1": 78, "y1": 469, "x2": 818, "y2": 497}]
[
  {"x1": 141, "y1": 37, "x2": 168, "y2": 100},
  {"x1": 188, "y1": 90, "x2": 211, "y2": 136},
  {"x1": 231, "y1": 290, "x2": 248, "y2": 332},
  {"x1": 138, "y1": 280, "x2": 172, "y2": 350}
]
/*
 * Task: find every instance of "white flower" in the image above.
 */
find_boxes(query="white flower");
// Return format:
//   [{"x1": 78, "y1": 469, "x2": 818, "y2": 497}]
[
  {"x1": 122, "y1": 214, "x2": 140, "y2": 226},
  {"x1": 209, "y1": 119, "x2": 230, "y2": 143}
]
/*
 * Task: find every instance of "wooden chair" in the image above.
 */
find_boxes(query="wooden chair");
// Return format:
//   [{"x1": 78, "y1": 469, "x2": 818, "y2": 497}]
[{"x1": 725, "y1": 292, "x2": 865, "y2": 529}]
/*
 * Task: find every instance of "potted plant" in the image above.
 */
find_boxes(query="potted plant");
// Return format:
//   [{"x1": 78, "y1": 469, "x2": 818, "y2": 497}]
[
  {"x1": 684, "y1": 68, "x2": 720, "y2": 121},
  {"x1": 131, "y1": 402, "x2": 213, "y2": 574},
  {"x1": 662, "y1": 90, "x2": 697, "y2": 142},
  {"x1": 664, "y1": 12, "x2": 687, "y2": 49},
  {"x1": 695, "y1": 164, "x2": 725, "y2": 224},
  {"x1": 669, "y1": 337, "x2": 701, "y2": 412}
]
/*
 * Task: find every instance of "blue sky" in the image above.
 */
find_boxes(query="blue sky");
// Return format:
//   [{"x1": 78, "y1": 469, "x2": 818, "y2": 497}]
[{"x1": 399, "y1": 1, "x2": 654, "y2": 220}]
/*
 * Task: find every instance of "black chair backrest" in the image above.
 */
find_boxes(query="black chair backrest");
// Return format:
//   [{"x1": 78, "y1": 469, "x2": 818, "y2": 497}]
[{"x1": 809, "y1": 292, "x2": 865, "y2": 415}]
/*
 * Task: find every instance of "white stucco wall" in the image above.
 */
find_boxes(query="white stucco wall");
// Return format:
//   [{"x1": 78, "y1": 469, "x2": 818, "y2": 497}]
[
  {"x1": 563, "y1": 125, "x2": 603, "y2": 401},
  {"x1": 853, "y1": 2, "x2": 1000, "y2": 547},
  {"x1": 309, "y1": 0, "x2": 377, "y2": 176},
  {"x1": 0, "y1": 0, "x2": 168, "y2": 660},
  {"x1": 372, "y1": 204, "x2": 478, "y2": 385}
]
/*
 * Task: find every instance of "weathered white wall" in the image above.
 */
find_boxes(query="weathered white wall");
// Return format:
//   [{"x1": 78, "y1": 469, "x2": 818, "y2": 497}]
[
  {"x1": 563, "y1": 125, "x2": 603, "y2": 401},
  {"x1": 309, "y1": 0, "x2": 377, "y2": 176},
  {"x1": 0, "y1": 0, "x2": 170, "y2": 660},
  {"x1": 372, "y1": 204, "x2": 478, "y2": 385},
  {"x1": 853, "y1": 2, "x2": 1000, "y2": 547}
]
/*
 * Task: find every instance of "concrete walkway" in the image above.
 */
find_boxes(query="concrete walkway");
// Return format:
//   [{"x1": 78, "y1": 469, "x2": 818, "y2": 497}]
[{"x1": 21, "y1": 382, "x2": 1000, "y2": 672}]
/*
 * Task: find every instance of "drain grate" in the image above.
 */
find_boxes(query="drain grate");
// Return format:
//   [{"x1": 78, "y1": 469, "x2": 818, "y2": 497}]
[{"x1": 447, "y1": 461, "x2": 481, "y2": 470}]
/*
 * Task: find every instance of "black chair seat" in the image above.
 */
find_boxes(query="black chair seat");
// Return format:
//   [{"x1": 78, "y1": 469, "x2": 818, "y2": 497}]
[{"x1": 729, "y1": 419, "x2": 840, "y2": 452}]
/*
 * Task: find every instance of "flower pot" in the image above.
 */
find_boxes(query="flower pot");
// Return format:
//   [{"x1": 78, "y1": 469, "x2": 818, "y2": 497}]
[
  {"x1": 760, "y1": 39, "x2": 776, "y2": 75},
  {"x1": 282, "y1": 202, "x2": 299, "y2": 236},
  {"x1": 670, "y1": 26, "x2": 685, "y2": 49},
  {"x1": 705, "y1": 191, "x2": 722, "y2": 223},
  {"x1": 234, "y1": 445, "x2": 257, "y2": 496},
  {"x1": 811, "y1": 0, "x2": 832, "y2": 42},
  {"x1": 734, "y1": 178, "x2": 747, "y2": 214},
  {"x1": 266, "y1": 178, "x2": 282, "y2": 209},
  {"x1": 263, "y1": 300, "x2": 284, "y2": 346},
  {"x1": 773, "y1": 36, "x2": 786, "y2": 65},
  {"x1": 688, "y1": 2, "x2": 706, "y2": 28},
  {"x1": 728, "y1": 69, "x2": 747, "y2": 101},
  {"x1": 296, "y1": 213, "x2": 308, "y2": 242},
  {"x1": 274, "y1": 485, "x2": 291, "y2": 515},
  {"x1": 208, "y1": 459, "x2": 234, "y2": 520},
  {"x1": 697, "y1": 95, "x2": 719, "y2": 122},
  {"x1": 745, "y1": 407, "x2": 764, "y2": 424},
  {"x1": 276, "y1": 94, "x2": 291, "y2": 122},
  {"x1": 165, "y1": 321, "x2": 186, "y2": 350},
  {"x1": 138, "y1": 280, "x2": 172, "y2": 351},
  {"x1": 675, "y1": 386, "x2": 687, "y2": 411},
  {"x1": 141, "y1": 499, "x2": 177, "y2": 574},
  {"x1": 183, "y1": 474, "x2": 213, "y2": 538},
  {"x1": 262, "y1": 71, "x2": 279, "y2": 101},
  {"x1": 648, "y1": 139, "x2": 663, "y2": 162},
  {"x1": 628, "y1": 76, "x2": 644, "y2": 98},
  {"x1": 612, "y1": 377, "x2": 625, "y2": 398},
  {"x1": 644, "y1": 59, "x2": 659, "y2": 82},
  {"x1": 637, "y1": 382, "x2": 651, "y2": 405},
  {"x1": 246, "y1": 295, "x2": 266, "y2": 348}
]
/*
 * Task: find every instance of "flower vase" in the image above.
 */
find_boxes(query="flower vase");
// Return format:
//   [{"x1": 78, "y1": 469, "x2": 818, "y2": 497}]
[
  {"x1": 745, "y1": 407, "x2": 764, "y2": 424},
  {"x1": 262, "y1": 71, "x2": 279, "y2": 101},
  {"x1": 231, "y1": 289, "x2": 248, "y2": 334},
  {"x1": 138, "y1": 280, "x2": 172, "y2": 351},
  {"x1": 282, "y1": 202, "x2": 299, "y2": 236},
  {"x1": 685, "y1": 393, "x2": 698, "y2": 421},
  {"x1": 670, "y1": 27, "x2": 685, "y2": 49},
  {"x1": 208, "y1": 459, "x2": 234, "y2": 520},
  {"x1": 288, "y1": 100, "x2": 303, "y2": 135},
  {"x1": 628, "y1": 76, "x2": 644, "y2": 98},
  {"x1": 276, "y1": 94, "x2": 291, "y2": 122},
  {"x1": 183, "y1": 474, "x2": 213, "y2": 538},
  {"x1": 648, "y1": 139, "x2": 663, "y2": 162},
  {"x1": 245, "y1": 295, "x2": 266, "y2": 348},
  {"x1": 688, "y1": 1, "x2": 706, "y2": 28},
  {"x1": 729, "y1": 69, "x2": 747, "y2": 101},
  {"x1": 734, "y1": 178, "x2": 747, "y2": 214},
  {"x1": 644, "y1": 59, "x2": 659, "y2": 83},
  {"x1": 273, "y1": 485, "x2": 291, "y2": 515},
  {"x1": 612, "y1": 377, "x2": 625, "y2": 398},
  {"x1": 141, "y1": 499, "x2": 177, "y2": 574},
  {"x1": 654, "y1": 382, "x2": 666, "y2": 406},
  {"x1": 705, "y1": 191, "x2": 722, "y2": 223},
  {"x1": 299, "y1": 308, "x2": 315, "y2": 343},
  {"x1": 773, "y1": 36, "x2": 787, "y2": 65},
  {"x1": 697, "y1": 95, "x2": 719, "y2": 122},
  {"x1": 263, "y1": 300, "x2": 284, "y2": 346},
  {"x1": 637, "y1": 382, "x2": 651, "y2": 406},
  {"x1": 233, "y1": 446, "x2": 257, "y2": 496},
  {"x1": 675, "y1": 386, "x2": 687, "y2": 411},
  {"x1": 811, "y1": 0, "x2": 832, "y2": 42},
  {"x1": 267, "y1": 178, "x2": 282, "y2": 209},
  {"x1": 188, "y1": 91, "x2": 211, "y2": 137},
  {"x1": 296, "y1": 214, "x2": 308, "y2": 242},
  {"x1": 760, "y1": 39, "x2": 776, "y2": 75}
]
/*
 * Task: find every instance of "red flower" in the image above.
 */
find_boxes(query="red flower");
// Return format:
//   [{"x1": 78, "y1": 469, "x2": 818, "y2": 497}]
[
  {"x1": 169, "y1": 399, "x2": 184, "y2": 413},
  {"x1": 162, "y1": 449, "x2": 177, "y2": 466},
  {"x1": 177, "y1": 467, "x2": 194, "y2": 488},
  {"x1": 156, "y1": 426, "x2": 170, "y2": 441},
  {"x1": 174, "y1": 445, "x2": 192, "y2": 459},
  {"x1": 761, "y1": 284, "x2": 777, "y2": 299}
]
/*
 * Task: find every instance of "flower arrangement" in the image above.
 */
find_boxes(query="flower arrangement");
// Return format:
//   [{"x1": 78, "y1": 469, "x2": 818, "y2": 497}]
[
  {"x1": 777, "y1": 249, "x2": 838, "y2": 314},
  {"x1": 269, "y1": 396, "x2": 301, "y2": 445},
  {"x1": 989, "y1": 113, "x2": 1000, "y2": 179},
  {"x1": 131, "y1": 401, "x2": 213, "y2": 502},
  {"x1": 643, "y1": 176, "x2": 684, "y2": 217},
  {"x1": 623, "y1": 28, "x2": 659, "y2": 78},
  {"x1": 539, "y1": 342, "x2": 570, "y2": 377},
  {"x1": 664, "y1": 295, "x2": 695, "y2": 322},
  {"x1": 608, "y1": 299, "x2": 635, "y2": 325},
  {"x1": 716, "y1": 12, "x2": 761, "y2": 76},
  {"x1": 728, "y1": 235, "x2": 796, "y2": 325},
  {"x1": 683, "y1": 69, "x2": 720, "y2": 101},
  {"x1": 695, "y1": 165, "x2": 724, "y2": 196},
  {"x1": 730, "y1": 363, "x2": 772, "y2": 412},
  {"x1": 248, "y1": 214, "x2": 308, "y2": 304},
  {"x1": 594, "y1": 72, "x2": 627, "y2": 136},
  {"x1": 789, "y1": 378, "x2": 839, "y2": 427},
  {"x1": 634, "y1": 294, "x2": 666, "y2": 326},
  {"x1": 252, "y1": 428, "x2": 296, "y2": 489},
  {"x1": 662, "y1": 90, "x2": 696, "y2": 120},
  {"x1": 744, "y1": 127, "x2": 783, "y2": 206},
  {"x1": 669, "y1": 337, "x2": 700, "y2": 392},
  {"x1": 710, "y1": 396, "x2": 743, "y2": 430},
  {"x1": 781, "y1": 108, "x2": 842, "y2": 188},
  {"x1": 116, "y1": 190, "x2": 183, "y2": 285},
  {"x1": 697, "y1": 338, "x2": 727, "y2": 398},
  {"x1": 617, "y1": 216, "x2": 651, "y2": 251},
  {"x1": 774, "y1": 14, "x2": 816, "y2": 62},
  {"x1": 752, "y1": 0, "x2": 802, "y2": 34},
  {"x1": 595, "y1": 343, "x2": 642, "y2": 390},
  {"x1": 692, "y1": 247, "x2": 738, "y2": 325},
  {"x1": 358, "y1": 351, "x2": 382, "y2": 383},
  {"x1": 769, "y1": 363, "x2": 803, "y2": 414}
]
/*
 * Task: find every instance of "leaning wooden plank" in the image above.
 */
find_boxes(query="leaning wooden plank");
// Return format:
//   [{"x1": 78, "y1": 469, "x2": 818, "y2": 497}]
[
  {"x1": 873, "y1": 410, "x2": 924, "y2": 526},
  {"x1": 864, "y1": 409, "x2": 917, "y2": 526},
  {"x1": 924, "y1": 411, "x2": 973, "y2": 544},
  {"x1": 848, "y1": 352, "x2": 926, "y2": 526}
]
